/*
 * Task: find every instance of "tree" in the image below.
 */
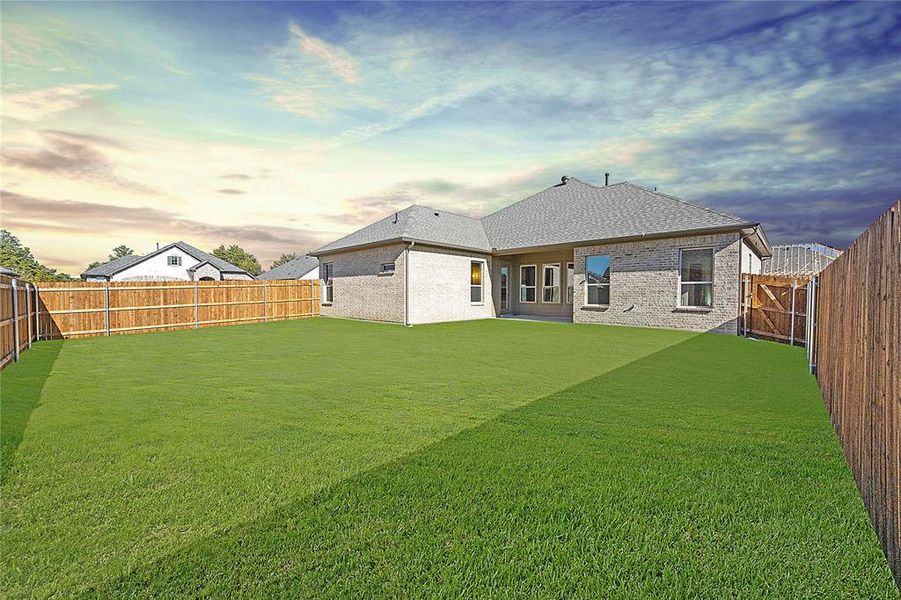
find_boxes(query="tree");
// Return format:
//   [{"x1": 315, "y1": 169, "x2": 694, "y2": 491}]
[
  {"x1": 0, "y1": 230, "x2": 73, "y2": 281},
  {"x1": 109, "y1": 245, "x2": 134, "y2": 261},
  {"x1": 270, "y1": 253, "x2": 298, "y2": 269},
  {"x1": 211, "y1": 244, "x2": 262, "y2": 276}
]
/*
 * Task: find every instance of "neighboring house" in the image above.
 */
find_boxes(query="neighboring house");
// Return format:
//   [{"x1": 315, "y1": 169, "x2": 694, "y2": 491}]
[
  {"x1": 81, "y1": 241, "x2": 254, "y2": 282},
  {"x1": 258, "y1": 255, "x2": 319, "y2": 280},
  {"x1": 762, "y1": 243, "x2": 841, "y2": 277},
  {"x1": 310, "y1": 176, "x2": 771, "y2": 333}
]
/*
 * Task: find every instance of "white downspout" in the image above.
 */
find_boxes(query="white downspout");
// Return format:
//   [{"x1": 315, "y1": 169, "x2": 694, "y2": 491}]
[{"x1": 404, "y1": 241, "x2": 414, "y2": 326}]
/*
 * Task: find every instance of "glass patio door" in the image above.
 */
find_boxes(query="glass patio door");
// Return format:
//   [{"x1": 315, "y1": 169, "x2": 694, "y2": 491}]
[{"x1": 500, "y1": 265, "x2": 511, "y2": 313}]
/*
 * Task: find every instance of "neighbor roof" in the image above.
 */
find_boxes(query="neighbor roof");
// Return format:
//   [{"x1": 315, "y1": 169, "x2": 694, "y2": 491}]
[
  {"x1": 258, "y1": 255, "x2": 320, "y2": 280},
  {"x1": 311, "y1": 177, "x2": 770, "y2": 257},
  {"x1": 81, "y1": 241, "x2": 250, "y2": 278}
]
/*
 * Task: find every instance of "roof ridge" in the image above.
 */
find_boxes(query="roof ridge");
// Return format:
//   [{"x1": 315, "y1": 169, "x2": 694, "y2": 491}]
[
  {"x1": 410, "y1": 203, "x2": 481, "y2": 222},
  {"x1": 619, "y1": 181, "x2": 752, "y2": 226},
  {"x1": 480, "y1": 179, "x2": 571, "y2": 221}
]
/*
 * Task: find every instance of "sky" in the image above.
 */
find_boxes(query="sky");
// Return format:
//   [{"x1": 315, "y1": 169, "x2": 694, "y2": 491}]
[{"x1": 1, "y1": 1, "x2": 899, "y2": 274}]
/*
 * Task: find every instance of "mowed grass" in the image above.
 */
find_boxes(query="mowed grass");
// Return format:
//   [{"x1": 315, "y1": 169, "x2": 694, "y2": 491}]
[{"x1": 0, "y1": 318, "x2": 895, "y2": 597}]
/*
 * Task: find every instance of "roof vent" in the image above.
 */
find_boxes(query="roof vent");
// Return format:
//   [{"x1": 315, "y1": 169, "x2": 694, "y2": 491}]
[
  {"x1": 604, "y1": 172, "x2": 609, "y2": 186},
  {"x1": 561, "y1": 176, "x2": 569, "y2": 184},
  {"x1": 434, "y1": 211, "x2": 439, "y2": 217}
]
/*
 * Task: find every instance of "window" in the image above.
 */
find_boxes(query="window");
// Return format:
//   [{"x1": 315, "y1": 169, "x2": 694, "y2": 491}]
[
  {"x1": 321, "y1": 262, "x2": 334, "y2": 304},
  {"x1": 470, "y1": 261, "x2": 483, "y2": 304},
  {"x1": 566, "y1": 262, "x2": 574, "y2": 304},
  {"x1": 585, "y1": 255, "x2": 611, "y2": 306},
  {"x1": 380, "y1": 262, "x2": 395, "y2": 274},
  {"x1": 167, "y1": 255, "x2": 182, "y2": 267},
  {"x1": 519, "y1": 265, "x2": 536, "y2": 303},
  {"x1": 542, "y1": 264, "x2": 560, "y2": 303},
  {"x1": 679, "y1": 248, "x2": 714, "y2": 307}
]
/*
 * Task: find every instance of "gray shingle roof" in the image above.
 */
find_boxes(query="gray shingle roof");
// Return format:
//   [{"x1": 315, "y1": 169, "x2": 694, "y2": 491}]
[
  {"x1": 81, "y1": 241, "x2": 250, "y2": 278},
  {"x1": 481, "y1": 178, "x2": 754, "y2": 251},
  {"x1": 258, "y1": 255, "x2": 319, "y2": 280},
  {"x1": 313, "y1": 205, "x2": 491, "y2": 254},
  {"x1": 312, "y1": 177, "x2": 761, "y2": 256}
]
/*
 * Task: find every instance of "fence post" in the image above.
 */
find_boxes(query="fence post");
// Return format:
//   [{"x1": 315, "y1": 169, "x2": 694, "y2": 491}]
[
  {"x1": 263, "y1": 282, "x2": 268, "y2": 321},
  {"x1": 33, "y1": 283, "x2": 40, "y2": 341},
  {"x1": 808, "y1": 276, "x2": 817, "y2": 374},
  {"x1": 25, "y1": 283, "x2": 33, "y2": 349},
  {"x1": 11, "y1": 278, "x2": 19, "y2": 362},
  {"x1": 789, "y1": 280, "x2": 796, "y2": 346},
  {"x1": 194, "y1": 282, "x2": 199, "y2": 328},
  {"x1": 105, "y1": 285, "x2": 111, "y2": 336}
]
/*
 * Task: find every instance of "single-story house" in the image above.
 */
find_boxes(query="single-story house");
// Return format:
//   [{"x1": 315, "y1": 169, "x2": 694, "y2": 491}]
[
  {"x1": 81, "y1": 241, "x2": 254, "y2": 282},
  {"x1": 310, "y1": 176, "x2": 771, "y2": 333},
  {"x1": 258, "y1": 255, "x2": 319, "y2": 280}
]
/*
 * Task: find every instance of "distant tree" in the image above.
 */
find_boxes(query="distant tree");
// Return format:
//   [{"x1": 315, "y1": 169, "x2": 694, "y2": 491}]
[
  {"x1": 108, "y1": 245, "x2": 134, "y2": 261},
  {"x1": 270, "y1": 253, "x2": 298, "y2": 269},
  {"x1": 0, "y1": 230, "x2": 73, "y2": 281},
  {"x1": 212, "y1": 244, "x2": 262, "y2": 276}
]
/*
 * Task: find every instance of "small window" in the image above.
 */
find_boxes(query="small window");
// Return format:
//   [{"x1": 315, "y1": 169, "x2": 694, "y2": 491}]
[
  {"x1": 470, "y1": 261, "x2": 483, "y2": 304},
  {"x1": 519, "y1": 265, "x2": 536, "y2": 303},
  {"x1": 542, "y1": 264, "x2": 560, "y2": 303},
  {"x1": 321, "y1": 262, "x2": 334, "y2": 304},
  {"x1": 585, "y1": 255, "x2": 611, "y2": 306},
  {"x1": 380, "y1": 262, "x2": 395, "y2": 275},
  {"x1": 680, "y1": 248, "x2": 714, "y2": 307},
  {"x1": 167, "y1": 255, "x2": 182, "y2": 267},
  {"x1": 566, "y1": 262, "x2": 574, "y2": 304}
]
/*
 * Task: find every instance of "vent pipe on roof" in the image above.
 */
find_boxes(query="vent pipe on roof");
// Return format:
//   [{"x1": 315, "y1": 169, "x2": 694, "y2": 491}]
[
  {"x1": 156, "y1": 242, "x2": 160, "y2": 250},
  {"x1": 604, "y1": 173, "x2": 610, "y2": 186},
  {"x1": 561, "y1": 176, "x2": 569, "y2": 184},
  {"x1": 393, "y1": 212, "x2": 398, "y2": 224}
]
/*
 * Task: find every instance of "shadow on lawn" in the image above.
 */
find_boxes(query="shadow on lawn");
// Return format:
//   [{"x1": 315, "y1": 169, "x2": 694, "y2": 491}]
[
  {"x1": 87, "y1": 335, "x2": 894, "y2": 597},
  {"x1": 1, "y1": 341, "x2": 63, "y2": 485}
]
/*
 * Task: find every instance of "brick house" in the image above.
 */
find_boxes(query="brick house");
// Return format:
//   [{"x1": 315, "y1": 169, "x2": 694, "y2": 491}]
[{"x1": 310, "y1": 176, "x2": 771, "y2": 333}]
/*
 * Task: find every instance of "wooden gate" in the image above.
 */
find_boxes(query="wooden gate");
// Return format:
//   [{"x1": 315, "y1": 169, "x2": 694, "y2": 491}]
[{"x1": 740, "y1": 275, "x2": 808, "y2": 346}]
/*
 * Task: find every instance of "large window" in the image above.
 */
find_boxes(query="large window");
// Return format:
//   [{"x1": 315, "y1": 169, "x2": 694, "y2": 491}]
[
  {"x1": 542, "y1": 264, "x2": 560, "y2": 303},
  {"x1": 470, "y1": 261, "x2": 483, "y2": 304},
  {"x1": 519, "y1": 265, "x2": 536, "y2": 303},
  {"x1": 321, "y1": 262, "x2": 334, "y2": 304},
  {"x1": 566, "y1": 262, "x2": 574, "y2": 304},
  {"x1": 585, "y1": 255, "x2": 611, "y2": 306},
  {"x1": 679, "y1": 248, "x2": 713, "y2": 307}
]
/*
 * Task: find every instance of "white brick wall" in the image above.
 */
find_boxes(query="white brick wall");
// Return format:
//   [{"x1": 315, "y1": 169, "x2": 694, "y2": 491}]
[
  {"x1": 572, "y1": 232, "x2": 741, "y2": 334},
  {"x1": 319, "y1": 244, "x2": 406, "y2": 323},
  {"x1": 408, "y1": 245, "x2": 494, "y2": 324}
]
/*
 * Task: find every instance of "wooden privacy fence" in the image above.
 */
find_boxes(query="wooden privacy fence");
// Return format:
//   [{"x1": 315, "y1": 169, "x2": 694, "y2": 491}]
[
  {"x1": 34, "y1": 279, "x2": 319, "y2": 340},
  {"x1": 740, "y1": 274, "x2": 808, "y2": 345},
  {"x1": 0, "y1": 275, "x2": 38, "y2": 368},
  {"x1": 815, "y1": 200, "x2": 900, "y2": 587}
]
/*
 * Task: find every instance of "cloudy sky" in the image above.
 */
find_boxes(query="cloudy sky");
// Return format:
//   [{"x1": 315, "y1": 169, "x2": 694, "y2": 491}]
[{"x1": 1, "y1": 1, "x2": 899, "y2": 273}]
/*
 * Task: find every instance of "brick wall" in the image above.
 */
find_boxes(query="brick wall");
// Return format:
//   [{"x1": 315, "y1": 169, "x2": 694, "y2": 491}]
[
  {"x1": 319, "y1": 244, "x2": 406, "y2": 323},
  {"x1": 572, "y1": 232, "x2": 741, "y2": 334},
  {"x1": 192, "y1": 263, "x2": 221, "y2": 281},
  {"x1": 408, "y1": 245, "x2": 494, "y2": 324}
]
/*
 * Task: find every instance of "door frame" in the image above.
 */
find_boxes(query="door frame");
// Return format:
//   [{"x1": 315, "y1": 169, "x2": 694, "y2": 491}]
[{"x1": 499, "y1": 261, "x2": 512, "y2": 315}]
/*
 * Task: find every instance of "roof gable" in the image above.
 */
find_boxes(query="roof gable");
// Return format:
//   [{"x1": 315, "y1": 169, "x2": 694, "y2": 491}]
[
  {"x1": 80, "y1": 241, "x2": 250, "y2": 278},
  {"x1": 258, "y1": 255, "x2": 319, "y2": 280},
  {"x1": 481, "y1": 179, "x2": 753, "y2": 251}
]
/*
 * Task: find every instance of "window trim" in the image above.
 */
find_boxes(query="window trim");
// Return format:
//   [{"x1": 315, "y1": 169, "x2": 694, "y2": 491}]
[
  {"x1": 167, "y1": 255, "x2": 182, "y2": 267},
  {"x1": 519, "y1": 264, "x2": 537, "y2": 304},
  {"x1": 678, "y1": 247, "x2": 714, "y2": 308},
  {"x1": 565, "y1": 262, "x2": 574, "y2": 304},
  {"x1": 321, "y1": 262, "x2": 334, "y2": 305},
  {"x1": 470, "y1": 259, "x2": 485, "y2": 305},
  {"x1": 541, "y1": 263, "x2": 561, "y2": 304},
  {"x1": 584, "y1": 254, "x2": 611, "y2": 307}
]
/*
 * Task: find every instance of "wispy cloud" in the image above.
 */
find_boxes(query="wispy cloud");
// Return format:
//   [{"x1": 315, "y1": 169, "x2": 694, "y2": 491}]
[
  {"x1": 215, "y1": 188, "x2": 245, "y2": 195},
  {"x1": 1, "y1": 83, "x2": 115, "y2": 122},
  {"x1": 289, "y1": 21, "x2": 359, "y2": 84}
]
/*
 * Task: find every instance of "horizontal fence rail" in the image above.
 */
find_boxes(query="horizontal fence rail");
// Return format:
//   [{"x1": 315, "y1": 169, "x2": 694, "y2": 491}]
[
  {"x1": 815, "y1": 201, "x2": 900, "y2": 587},
  {"x1": 33, "y1": 280, "x2": 319, "y2": 340}
]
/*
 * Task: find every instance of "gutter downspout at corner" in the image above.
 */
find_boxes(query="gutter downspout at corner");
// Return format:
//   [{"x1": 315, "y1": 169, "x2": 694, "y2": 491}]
[{"x1": 404, "y1": 241, "x2": 414, "y2": 327}]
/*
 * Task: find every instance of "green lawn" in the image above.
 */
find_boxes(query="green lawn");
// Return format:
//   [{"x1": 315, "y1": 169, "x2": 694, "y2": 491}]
[{"x1": 0, "y1": 318, "x2": 894, "y2": 597}]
